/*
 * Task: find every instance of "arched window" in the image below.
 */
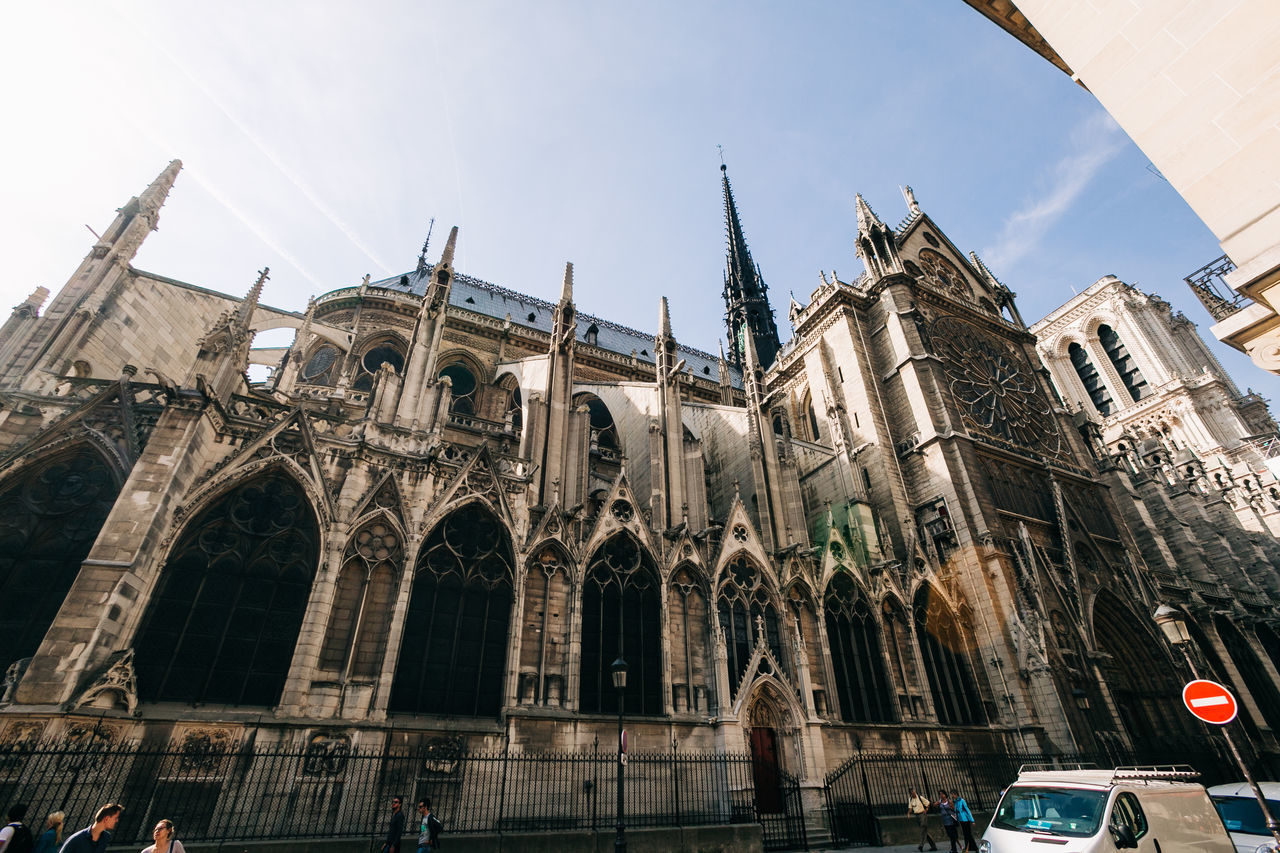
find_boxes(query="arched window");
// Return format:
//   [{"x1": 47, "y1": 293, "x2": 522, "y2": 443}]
[
  {"x1": 498, "y1": 376, "x2": 523, "y2": 433},
  {"x1": 824, "y1": 573, "x2": 895, "y2": 723},
  {"x1": 584, "y1": 323, "x2": 599, "y2": 346},
  {"x1": 390, "y1": 503, "x2": 514, "y2": 717},
  {"x1": 0, "y1": 446, "x2": 119, "y2": 672},
  {"x1": 580, "y1": 395, "x2": 620, "y2": 455},
  {"x1": 134, "y1": 473, "x2": 319, "y2": 706},
  {"x1": 669, "y1": 566, "x2": 711, "y2": 714},
  {"x1": 717, "y1": 556, "x2": 785, "y2": 697},
  {"x1": 439, "y1": 361, "x2": 478, "y2": 415},
  {"x1": 1092, "y1": 593, "x2": 1194, "y2": 750},
  {"x1": 1097, "y1": 324, "x2": 1148, "y2": 402},
  {"x1": 352, "y1": 342, "x2": 406, "y2": 392},
  {"x1": 319, "y1": 519, "x2": 401, "y2": 679},
  {"x1": 580, "y1": 535, "x2": 662, "y2": 715},
  {"x1": 913, "y1": 585, "x2": 986, "y2": 726},
  {"x1": 1068, "y1": 342, "x2": 1114, "y2": 416},
  {"x1": 300, "y1": 344, "x2": 341, "y2": 386}
]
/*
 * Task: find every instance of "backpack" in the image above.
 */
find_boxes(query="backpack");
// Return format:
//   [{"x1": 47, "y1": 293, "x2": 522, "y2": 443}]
[
  {"x1": 4, "y1": 822, "x2": 34, "y2": 853},
  {"x1": 427, "y1": 813, "x2": 444, "y2": 847}
]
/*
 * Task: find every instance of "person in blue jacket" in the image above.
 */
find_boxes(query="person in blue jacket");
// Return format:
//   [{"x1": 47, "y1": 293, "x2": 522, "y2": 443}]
[{"x1": 951, "y1": 789, "x2": 977, "y2": 852}]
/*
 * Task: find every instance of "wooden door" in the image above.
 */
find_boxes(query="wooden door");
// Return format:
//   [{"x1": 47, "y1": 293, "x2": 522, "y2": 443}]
[{"x1": 750, "y1": 726, "x2": 783, "y2": 814}]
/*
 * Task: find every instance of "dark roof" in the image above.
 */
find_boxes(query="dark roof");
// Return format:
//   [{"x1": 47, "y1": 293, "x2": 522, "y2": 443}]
[{"x1": 369, "y1": 267, "x2": 741, "y2": 388}]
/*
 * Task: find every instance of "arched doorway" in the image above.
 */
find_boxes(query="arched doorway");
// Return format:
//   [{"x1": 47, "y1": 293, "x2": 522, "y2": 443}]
[
  {"x1": 1214, "y1": 615, "x2": 1280, "y2": 736},
  {"x1": 0, "y1": 445, "x2": 120, "y2": 673},
  {"x1": 743, "y1": 680, "x2": 799, "y2": 814},
  {"x1": 1091, "y1": 592, "x2": 1193, "y2": 750},
  {"x1": 390, "y1": 502, "x2": 514, "y2": 717},
  {"x1": 134, "y1": 472, "x2": 320, "y2": 706}
]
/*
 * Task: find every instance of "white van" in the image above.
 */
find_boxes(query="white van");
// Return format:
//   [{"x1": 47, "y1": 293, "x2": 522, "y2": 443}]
[
  {"x1": 1207, "y1": 781, "x2": 1280, "y2": 853},
  {"x1": 980, "y1": 766, "x2": 1234, "y2": 853}
]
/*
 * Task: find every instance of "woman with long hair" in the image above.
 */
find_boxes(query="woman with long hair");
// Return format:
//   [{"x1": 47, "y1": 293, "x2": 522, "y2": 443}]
[
  {"x1": 140, "y1": 819, "x2": 185, "y2": 853},
  {"x1": 32, "y1": 811, "x2": 63, "y2": 853}
]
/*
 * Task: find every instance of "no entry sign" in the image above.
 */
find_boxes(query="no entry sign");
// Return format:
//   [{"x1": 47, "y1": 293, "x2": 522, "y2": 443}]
[{"x1": 1183, "y1": 679, "x2": 1239, "y2": 725}]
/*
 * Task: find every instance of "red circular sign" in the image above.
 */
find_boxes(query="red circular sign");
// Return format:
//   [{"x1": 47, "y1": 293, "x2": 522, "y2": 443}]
[{"x1": 1182, "y1": 679, "x2": 1238, "y2": 725}]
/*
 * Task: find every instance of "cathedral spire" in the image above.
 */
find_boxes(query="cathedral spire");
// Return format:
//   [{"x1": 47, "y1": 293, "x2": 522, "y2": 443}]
[{"x1": 721, "y1": 163, "x2": 781, "y2": 371}]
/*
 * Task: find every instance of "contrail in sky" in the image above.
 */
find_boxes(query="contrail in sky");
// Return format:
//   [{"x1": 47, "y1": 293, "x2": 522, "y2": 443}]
[{"x1": 107, "y1": 1, "x2": 396, "y2": 277}]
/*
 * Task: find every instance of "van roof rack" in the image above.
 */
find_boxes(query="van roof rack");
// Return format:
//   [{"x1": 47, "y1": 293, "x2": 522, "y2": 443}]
[
  {"x1": 1110, "y1": 765, "x2": 1200, "y2": 783},
  {"x1": 1018, "y1": 762, "x2": 1100, "y2": 773}
]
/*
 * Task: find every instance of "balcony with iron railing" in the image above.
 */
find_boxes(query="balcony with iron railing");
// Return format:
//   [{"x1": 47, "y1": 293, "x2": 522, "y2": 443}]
[{"x1": 1185, "y1": 255, "x2": 1248, "y2": 321}]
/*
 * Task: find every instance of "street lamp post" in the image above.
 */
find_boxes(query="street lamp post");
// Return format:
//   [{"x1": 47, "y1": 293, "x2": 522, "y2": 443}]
[
  {"x1": 1153, "y1": 604, "x2": 1280, "y2": 850},
  {"x1": 612, "y1": 656, "x2": 628, "y2": 853}
]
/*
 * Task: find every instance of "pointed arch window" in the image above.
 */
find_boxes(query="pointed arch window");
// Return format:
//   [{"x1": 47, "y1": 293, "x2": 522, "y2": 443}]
[
  {"x1": 319, "y1": 519, "x2": 402, "y2": 679},
  {"x1": 1214, "y1": 615, "x2": 1280, "y2": 736},
  {"x1": 717, "y1": 556, "x2": 785, "y2": 697},
  {"x1": 0, "y1": 446, "x2": 119, "y2": 673},
  {"x1": 439, "y1": 361, "x2": 479, "y2": 415},
  {"x1": 1069, "y1": 342, "x2": 1114, "y2": 416},
  {"x1": 1097, "y1": 324, "x2": 1148, "y2": 402},
  {"x1": 134, "y1": 473, "x2": 320, "y2": 706},
  {"x1": 913, "y1": 586, "x2": 986, "y2": 726},
  {"x1": 580, "y1": 535, "x2": 662, "y2": 715},
  {"x1": 824, "y1": 573, "x2": 895, "y2": 723},
  {"x1": 669, "y1": 566, "x2": 712, "y2": 714},
  {"x1": 390, "y1": 503, "x2": 514, "y2": 717},
  {"x1": 353, "y1": 342, "x2": 405, "y2": 392}
]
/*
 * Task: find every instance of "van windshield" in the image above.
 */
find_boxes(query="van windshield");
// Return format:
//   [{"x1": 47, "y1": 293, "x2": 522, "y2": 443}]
[
  {"x1": 1212, "y1": 796, "x2": 1280, "y2": 836},
  {"x1": 992, "y1": 787, "x2": 1108, "y2": 838}
]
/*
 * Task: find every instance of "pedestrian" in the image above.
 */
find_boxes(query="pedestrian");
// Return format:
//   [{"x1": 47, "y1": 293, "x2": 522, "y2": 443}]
[
  {"x1": 414, "y1": 799, "x2": 442, "y2": 853},
  {"x1": 938, "y1": 790, "x2": 959, "y2": 853},
  {"x1": 952, "y1": 789, "x2": 977, "y2": 852},
  {"x1": 0, "y1": 804, "x2": 33, "y2": 853},
  {"x1": 907, "y1": 787, "x2": 937, "y2": 852},
  {"x1": 57, "y1": 804, "x2": 121, "y2": 853},
  {"x1": 380, "y1": 796, "x2": 406, "y2": 853},
  {"x1": 140, "y1": 819, "x2": 184, "y2": 853},
  {"x1": 32, "y1": 812, "x2": 63, "y2": 853}
]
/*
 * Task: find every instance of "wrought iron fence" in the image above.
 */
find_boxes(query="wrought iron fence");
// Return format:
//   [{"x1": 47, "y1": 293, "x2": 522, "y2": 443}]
[{"x1": 0, "y1": 738, "x2": 789, "y2": 847}]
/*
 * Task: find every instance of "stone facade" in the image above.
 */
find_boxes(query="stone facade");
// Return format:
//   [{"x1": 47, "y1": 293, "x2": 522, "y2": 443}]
[{"x1": 2, "y1": 162, "x2": 1280, "y2": 805}]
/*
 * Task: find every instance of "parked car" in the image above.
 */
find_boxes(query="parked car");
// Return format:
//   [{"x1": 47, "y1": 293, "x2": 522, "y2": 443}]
[
  {"x1": 981, "y1": 766, "x2": 1234, "y2": 853},
  {"x1": 1207, "y1": 782, "x2": 1280, "y2": 853}
]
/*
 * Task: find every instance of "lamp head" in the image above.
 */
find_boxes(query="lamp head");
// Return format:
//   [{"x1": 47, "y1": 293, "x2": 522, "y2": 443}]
[
  {"x1": 611, "y1": 656, "x2": 628, "y2": 690},
  {"x1": 1153, "y1": 603, "x2": 1192, "y2": 646}
]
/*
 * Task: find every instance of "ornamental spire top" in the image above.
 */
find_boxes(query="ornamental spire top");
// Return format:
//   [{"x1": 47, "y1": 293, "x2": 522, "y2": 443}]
[{"x1": 720, "y1": 163, "x2": 781, "y2": 371}]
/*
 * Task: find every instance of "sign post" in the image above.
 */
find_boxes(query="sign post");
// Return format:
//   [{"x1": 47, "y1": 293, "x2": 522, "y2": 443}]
[{"x1": 1180, "y1": 678, "x2": 1279, "y2": 850}]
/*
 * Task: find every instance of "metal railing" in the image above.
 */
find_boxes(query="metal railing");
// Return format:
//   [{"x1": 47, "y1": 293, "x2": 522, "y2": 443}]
[
  {"x1": 1185, "y1": 255, "x2": 1246, "y2": 321},
  {"x1": 0, "y1": 739, "x2": 777, "y2": 846}
]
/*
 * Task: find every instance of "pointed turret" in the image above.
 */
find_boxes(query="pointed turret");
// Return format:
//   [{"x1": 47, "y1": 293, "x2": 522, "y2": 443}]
[
  {"x1": 139, "y1": 159, "x2": 183, "y2": 213},
  {"x1": 235, "y1": 267, "x2": 268, "y2": 329},
  {"x1": 552, "y1": 262, "x2": 576, "y2": 351},
  {"x1": 188, "y1": 266, "x2": 270, "y2": 398},
  {"x1": 717, "y1": 339, "x2": 733, "y2": 405},
  {"x1": 395, "y1": 226, "x2": 460, "y2": 430},
  {"x1": 720, "y1": 163, "x2": 781, "y2": 371},
  {"x1": 854, "y1": 192, "x2": 904, "y2": 281}
]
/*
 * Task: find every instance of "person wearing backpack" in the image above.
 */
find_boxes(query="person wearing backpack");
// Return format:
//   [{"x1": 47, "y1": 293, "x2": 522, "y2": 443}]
[
  {"x1": 0, "y1": 804, "x2": 34, "y2": 853},
  {"x1": 415, "y1": 799, "x2": 443, "y2": 852}
]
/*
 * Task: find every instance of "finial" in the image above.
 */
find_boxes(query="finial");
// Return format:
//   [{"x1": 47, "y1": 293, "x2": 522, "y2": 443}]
[
  {"x1": 235, "y1": 266, "x2": 269, "y2": 327},
  {"x1": 360, "y1": 273, "x2": 371, "y2": 291},
  {"x1": 901, "y1": 185, "x2": 920, "y2": 215},
  {"x1": 139, "y1": 159, "x2": 184, "y2": 210},
  {"x1": 416, "y1": 218, "x2": 436, "y2": 276},
  {"x1": 718, "y1": 339, "x2": 727, "y2": 363},
  {"x1": 561, "y1": 261, "x2": 574, "y2": 303},
  {"x1": 659, "y1": 296, "x2": 671, "y2": 337},
  {"x1": 438, "y1": 226, "x2": 459, "y2": 268},
  {"x1": 717, "y1": 144, "x2": 726, "y2": 169}
]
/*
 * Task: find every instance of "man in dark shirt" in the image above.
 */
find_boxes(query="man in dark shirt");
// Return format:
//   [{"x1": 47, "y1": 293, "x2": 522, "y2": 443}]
[
  {"x1": 380, "y1": 796, "x2": 406, "y2": 853},
  {"x1": 59, "y1": 804, "x2": 121, "y2": 853}
]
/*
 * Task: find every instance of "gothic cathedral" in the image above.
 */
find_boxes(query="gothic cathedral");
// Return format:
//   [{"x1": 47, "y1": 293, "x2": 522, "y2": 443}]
[{"x1": 2, "y1": 161, "x2": 1280, "y2": 789}]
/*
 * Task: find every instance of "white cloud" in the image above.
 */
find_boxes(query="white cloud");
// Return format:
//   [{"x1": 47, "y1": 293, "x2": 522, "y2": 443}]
[{"x1": 983, "y1": 111, "x2": 1128, "y2": 271}]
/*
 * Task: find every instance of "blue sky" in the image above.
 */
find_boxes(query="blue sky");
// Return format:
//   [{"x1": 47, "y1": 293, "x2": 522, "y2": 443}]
[{"x1": 4, "y1": 1, "x2": 1274, "y2": 398}]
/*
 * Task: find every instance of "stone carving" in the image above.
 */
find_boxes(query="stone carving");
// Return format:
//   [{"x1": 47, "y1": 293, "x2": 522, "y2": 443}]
[
  {"x1": 73, "y1": 648, "x2": 138, "y2": 714},
  {"x1": 2, "y1": 657, "x2": 32, "y2": 703},
  {"x1": 177, "y1": 727, "x2": 236, "y2": 770},
  {"x1": 420, "y1": 735, "x2": 464, "y2": 776},
  {"x1": 303, "y1": 731, "x2": 352, "y2": 776}
]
